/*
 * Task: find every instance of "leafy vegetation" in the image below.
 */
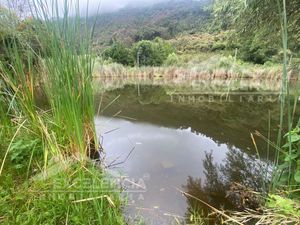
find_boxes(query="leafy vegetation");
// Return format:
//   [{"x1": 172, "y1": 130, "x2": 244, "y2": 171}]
[
  {"x1": 91, "y1": 0, "x2": 212, "y2": 50},
  {"x1": 1, "y1": 0, "x2": 300, "y2": 224},
  {"x1": 212, "y1": 0, "x2": 300, "y2": 64},
  {"x1": 0, "y1": 1, "x2": 124, "y2": 224},
  {"x1": 93, "y1": 0, "x2": 300, "y2": 65},
  {"x1": 103, "y1": 37, "x2": 174, "y2": 66},
  {"x1": 0, "y1": 163, "x2": 124, "y2": 225},
  {"x1": 102, "y1": 42, "x2": 134, "y2": 66},
  {"x1": 133, "y1": 38, "x2": 174, "y2": 66}
]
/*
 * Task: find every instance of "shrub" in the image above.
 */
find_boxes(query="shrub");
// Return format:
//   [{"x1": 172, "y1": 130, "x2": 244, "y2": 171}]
[
  {"x1": 164, "y1": 53, "x2": 179, "y2": 66},
  {"x1": 239, "y1": 39, "x2": 278, "y2": 64},
  {"x1": 133, "y1": 38, "x2": 174, "y2": 66},
  {"x1": 211, "y1": 42, "x2": 226, "y2": 51},
  {"x1": 102, "y1": 42, "x2": 134, "y2": 66}
]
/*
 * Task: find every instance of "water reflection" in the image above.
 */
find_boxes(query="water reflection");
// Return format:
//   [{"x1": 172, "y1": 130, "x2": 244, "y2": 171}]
[
  {"x1": 183, "y1": 148, "x2": 267, "y2": 224},
  {"x1": 94, "y1": 85, "x2": 299, "y2": 224},
  {"x1": 96, "y1": 85, "x2": 289, "y2": 159},
  {"x1": 95, "y1": 116, "x2": 268, "y2": 224}
]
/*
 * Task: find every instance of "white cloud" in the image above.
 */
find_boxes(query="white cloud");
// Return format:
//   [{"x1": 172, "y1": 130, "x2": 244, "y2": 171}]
[
  {"x1": 42, "y1": 0, "x2": 171, "y2": 15},
  {"x1": 1, "y1": 0, "x2": 195, "y2": 17}
]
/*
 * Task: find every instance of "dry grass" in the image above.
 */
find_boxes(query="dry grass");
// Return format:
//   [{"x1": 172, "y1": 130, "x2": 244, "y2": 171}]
[
  {"x1": 227, "y1": 207, "x2": 300, "y2": 225},
  {"x1": 94, "y1": 56, "x2": 283, "y2": 80},
  {"x1": 93, "y1": 56, "x2": 286, "y2": 92}
]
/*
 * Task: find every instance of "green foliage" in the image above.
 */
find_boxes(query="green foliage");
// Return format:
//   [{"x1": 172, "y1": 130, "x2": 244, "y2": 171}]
[
  {"x1": 0, "y1": 164, "x2": 125, "y2": 225},
  {"x1": 163, "y1": 52, "x2": 179, "y2": 66},
  {"x1": 0, "y1": 90, "x2": 10, "y2": 130},
  {"x1": 239, "y1": 38, "x2": 278, "y2": 64},
  {"x1": 0, "y1": 6, "x2": 19, "y2": 38},
  {"x1": 134, "y1": 26, "x2": 167, "y2": 42},
  {"x1": 102, "y1": 42, "x2": 134, "y2": 66},
  {"x1": 274, "y1": 126, "x2": 300, "y2": 191},
  {"x1": 31, "y1": 0, "x2": 97, "y2": 156},
  {"x1": 0, "y1": 6, "x2": 19, "y2": 65},
  {"x1": 10, "y1": 138, "x2": 40, "y2": 170},
  {"x1": 133, "y1": 38, "x2": 174, "y2": 66},
  {"x1": 267, "y1": 194, "x2": 300, "y2": 217},
  {"x1": 154, "y1": 37, "x2": 174, "y2": 63},
  {"x1": 0, "y1": 2, "x2": 125, "y2": 225},
  {"x1": 91, "y1": 0, "x2": 211, "y2": 48},
  {"x1": 168, "y1": 32, "x2": 229, "y2": 55},
  {"x1": 188, "y1": 209, "x2": 206, "y2": 225},
  {"x1": 0, "y1": 7, "x2": 43, "y2": 70},
  {"x1": 101, "y1": 38, "x2": 174, "y2": 67},
  {"x1": 211, "y1": 0, "x2": 300, "y2": 64},
  {"x1": 211, "y1": 0, "x2": 245, "y2": 31},
  {"x1": 133, "y1": 40, "x2": 158, "y2": 66}
]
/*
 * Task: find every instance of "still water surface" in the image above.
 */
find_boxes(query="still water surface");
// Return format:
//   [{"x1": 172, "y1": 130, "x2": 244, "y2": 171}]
[{"x1": 94, "y1": 85, "x2": 297, "y2": 224}]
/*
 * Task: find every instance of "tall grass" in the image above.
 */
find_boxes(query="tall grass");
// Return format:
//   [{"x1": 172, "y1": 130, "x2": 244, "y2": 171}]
[
  {"x1": 0, "y1": 160, "x2": 125, "y2": 225},
  {"x1": 0, "y1": 25, "x2": 50, "y2": 174},
  {"x1": 0, "y1": 1, "x2": 99, "y2": 171},
  {"x1": 30, "y1": 0, "x2": 98, "y2": 159},
  {"x1": 271, "y1": 0, "x2": 300, "y2": 194},
  {"x1": 0, "y1": 1, "x2": 126, "y2": 224}
]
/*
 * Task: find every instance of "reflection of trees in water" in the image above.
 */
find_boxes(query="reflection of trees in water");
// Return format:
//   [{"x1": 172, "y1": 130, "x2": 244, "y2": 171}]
[
  {"x1": 219, "y1": 148, "x2": 266, "y2": 191},
  {"x1": 184, "y1": 147, "x2": 268, "y2": 224}
]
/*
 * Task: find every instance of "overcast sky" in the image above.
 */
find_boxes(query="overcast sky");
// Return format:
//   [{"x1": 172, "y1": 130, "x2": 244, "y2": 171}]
[
  {"x1": 0, "y1": 0, "x2": 172, "y2": 15},
  {"x1": 95, "y1": 0, "x2": 171, "y2": 13}
]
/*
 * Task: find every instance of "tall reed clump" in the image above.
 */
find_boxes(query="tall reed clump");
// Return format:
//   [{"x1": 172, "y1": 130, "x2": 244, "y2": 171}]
[
  {"x1": 0, "y1": 3, "x2": 125, "y2": 224},
  {"x1": 32, "y1": 0, "x2": 98, "y2": 159},
  {"x1": 0, "y1": 28, "x2": 50, "y2": 174},
  {"x1": 270, "y1": 0, "x2": 300, "y2": 195}
]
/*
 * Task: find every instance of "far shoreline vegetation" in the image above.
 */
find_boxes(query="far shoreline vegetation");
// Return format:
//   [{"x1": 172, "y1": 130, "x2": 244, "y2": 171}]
[{"x1": 0, "y1": 0, "x2": 300, "y2": 225}]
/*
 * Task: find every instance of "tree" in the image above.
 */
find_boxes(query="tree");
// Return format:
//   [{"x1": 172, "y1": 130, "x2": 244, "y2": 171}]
[
  {"x1": 164, "y1": 53, "x2": 179, "y2": 66},
  {"x1": 211, "y1": 0, "x2": 245, "y2": 31},
  {"x1": 212, "y1": 0, "x2": 300, "y2": 63},
  {"x1": 133, "y1": 38, "x2": 174, "y2": 66},
  {"x1": 153, "y1": 37, "x2": 174, "y2": 64},
  {"x1": 102, "y1": 42, "x2": 134, "y2": 66},
  {"x1": 133, "y1": 40, "x2": 157, "y2": 66}
]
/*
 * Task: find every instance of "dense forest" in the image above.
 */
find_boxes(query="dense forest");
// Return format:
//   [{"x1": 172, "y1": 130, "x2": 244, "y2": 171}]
[
  {"x1": 90, "y1": 0, "x2": 300, "y2": 66},
  {"x1": 91, "y1": 0, "x2": 212, "y2": 47},
  {"x1": 1, "y1": 0, "x2": 300, "y2": 66}
]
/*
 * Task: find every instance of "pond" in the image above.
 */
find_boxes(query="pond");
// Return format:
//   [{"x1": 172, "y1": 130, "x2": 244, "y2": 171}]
[{"x1": 94, "y1": 84, "x2": 299, "y2": 224}]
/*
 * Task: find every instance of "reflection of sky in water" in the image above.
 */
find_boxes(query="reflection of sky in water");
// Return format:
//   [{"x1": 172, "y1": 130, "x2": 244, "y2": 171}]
[
  {"x1": 95, "y1": 116, "x2": 235, "y2": 222},
  {"x1": 92, "y1": 84, "x2": 297, "y2": 224}
]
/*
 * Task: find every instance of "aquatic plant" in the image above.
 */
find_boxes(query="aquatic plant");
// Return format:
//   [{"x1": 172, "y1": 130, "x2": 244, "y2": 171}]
[
  {"x1": 0, "y1": 1, "x2": 125, "y2": 224},
  {"x1": 30, "y1": 0, "x2": 98, "y2": 159}
]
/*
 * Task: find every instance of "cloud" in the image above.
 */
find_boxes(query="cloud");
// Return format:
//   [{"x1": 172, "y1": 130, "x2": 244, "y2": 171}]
[
  {"x1": 85, "y1": 0, "x2": 171, "y2": 14},
  {"x1": 0, "y1": 0, "x2": 184, "y2": 17},
  {"x1": 38, "y1": 0, "x2": 171, "y2": 15}
]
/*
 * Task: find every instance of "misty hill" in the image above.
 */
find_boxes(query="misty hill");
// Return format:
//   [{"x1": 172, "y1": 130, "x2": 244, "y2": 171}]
[{"x1": 92, "y1": 0, "x2": 212, "y2": 50}]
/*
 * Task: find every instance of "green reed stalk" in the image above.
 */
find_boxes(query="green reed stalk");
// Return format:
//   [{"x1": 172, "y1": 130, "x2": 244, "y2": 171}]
[
  {"x1": 31, "y1": 0, "x2": 97, "y2": 158},
  {"x1": 271, "y1": 0, "x2": 298, "y2": 192}
]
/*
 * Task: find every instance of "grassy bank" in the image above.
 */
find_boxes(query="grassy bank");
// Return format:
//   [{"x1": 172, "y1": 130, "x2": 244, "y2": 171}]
[
  {"x1": 0, "y1": 161, "x2": 124, "y2": 225},
  {"x1": 95, "y1": 53, "x2": 285, "y2": 79},
  {"x1": 0, "y1": 1, "x2": 124, "y2": 224},
  {"x1": 1, "y1": 0, "x2": 300, "y2": 224},
  {"x1": 93, "y1": 55, "x2": 289, "y2": 92}
]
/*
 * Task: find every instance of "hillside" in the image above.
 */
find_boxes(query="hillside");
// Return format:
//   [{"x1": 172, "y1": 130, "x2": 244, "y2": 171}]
[{"x1": 91, "y1": 0, "x2": 212, "y2": 50}]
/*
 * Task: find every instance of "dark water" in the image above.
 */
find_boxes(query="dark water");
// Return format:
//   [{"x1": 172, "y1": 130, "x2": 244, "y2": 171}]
[{"x1": 94, "y1": 85, "x2": 299, "y2": 224}]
